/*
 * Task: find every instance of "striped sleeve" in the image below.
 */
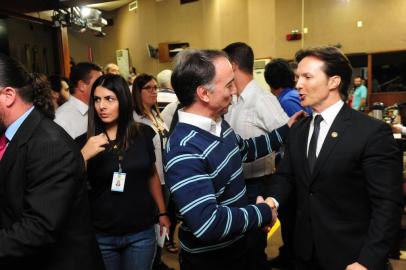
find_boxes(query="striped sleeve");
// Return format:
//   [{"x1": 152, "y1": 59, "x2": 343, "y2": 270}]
[
  {"x1": 236, "y1": 124, "x2": 289, "y2": 162},
  {"x1": 165, "y1": 146, "x2": 272, "y2": 242}
]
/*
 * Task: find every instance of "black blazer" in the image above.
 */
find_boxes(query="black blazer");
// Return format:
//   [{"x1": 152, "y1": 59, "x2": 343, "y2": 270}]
[
  {"x1": 270, "y1": 104, "x2": 403, "y2": 270},
  {"x1": 0, "y1": 109, "x2": 104, "y2": 270}
]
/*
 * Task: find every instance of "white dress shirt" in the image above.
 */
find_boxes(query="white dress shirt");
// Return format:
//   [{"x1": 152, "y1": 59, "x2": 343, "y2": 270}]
[
  {"x1": 224, "y1": 80, "x2": 289, "y2": 179},
  {"x1": 54, "y1": 96, "x2": 88, "y2": 139},
  {"x1": 178, "y1": 110, "x2": 222, "y2": 137},
  {"x1": 307, "y1": 100, "x2": 344, "y2": 157},
  {"x1": 161, "y1": 101, "x2": 180, "y2": 129}
]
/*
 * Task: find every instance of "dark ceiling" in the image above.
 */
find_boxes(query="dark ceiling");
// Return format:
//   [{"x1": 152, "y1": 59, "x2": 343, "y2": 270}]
[{"x1": 0, "y1": 0, "x2": 112, "y2": 14}]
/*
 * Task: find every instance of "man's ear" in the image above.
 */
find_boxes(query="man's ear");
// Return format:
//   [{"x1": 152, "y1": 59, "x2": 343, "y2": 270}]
[
  {"x1": 77, "y1": 80, "x2": 86, "y2": 93},
  {"x1": 2, "y1": 87, "x2": 17, "y2": 107},
  {"x1": 196, "y1": 85, "x2": 210, "y2": 103},
  {"x1": 231, "y1": 62, "x2": 237, "y2": 72},
  {"x1": 328, "y1": 75, "x2": 341, "y2": 91}
]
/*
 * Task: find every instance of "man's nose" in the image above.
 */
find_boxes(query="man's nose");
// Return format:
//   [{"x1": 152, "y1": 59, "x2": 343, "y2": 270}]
[{"x1": 296, "y1": 77, "x2": 303, "y2": 90}]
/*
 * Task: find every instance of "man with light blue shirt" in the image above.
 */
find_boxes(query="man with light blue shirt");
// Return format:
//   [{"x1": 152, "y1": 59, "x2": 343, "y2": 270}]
[
  {"x1": 265, "y1": 58, "x2": 312, "y2": 117},
  {"x1": 0, "y1": 54, "x2": 104, "y2": 269},
  {"x1": 165, "y1": 49, "x2": 301, "y2": 270},
  {"x1": 351, "y1": 76, "x2": 367, "y2": 111}
]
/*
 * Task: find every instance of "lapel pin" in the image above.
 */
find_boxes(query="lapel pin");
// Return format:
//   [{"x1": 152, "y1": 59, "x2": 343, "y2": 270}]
[{"x1": 331, "y1": 131, "x2": 338, "y2": 138}]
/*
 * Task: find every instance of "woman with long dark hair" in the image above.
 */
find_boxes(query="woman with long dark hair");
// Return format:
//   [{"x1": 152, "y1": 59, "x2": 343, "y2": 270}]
[
  {"x1": 78, "y1": 74, "x2": 170, "y2": 270},
  {"x1": 133, "y1": 74, "x2": 179, "y2": 266},
  {"x1": 132, "y1": 74, "x2": 169, "y2": 189}
]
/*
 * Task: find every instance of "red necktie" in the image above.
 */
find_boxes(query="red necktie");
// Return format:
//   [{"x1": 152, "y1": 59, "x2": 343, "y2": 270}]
[{"x1": 0, "y1": 134, "x2": 8, "y2": 160}]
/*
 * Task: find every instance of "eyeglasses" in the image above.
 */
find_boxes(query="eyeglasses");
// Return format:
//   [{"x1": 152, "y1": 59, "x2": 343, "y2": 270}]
[{"x1": 142, "y1": 85, "x2": 159, "y2": 92}]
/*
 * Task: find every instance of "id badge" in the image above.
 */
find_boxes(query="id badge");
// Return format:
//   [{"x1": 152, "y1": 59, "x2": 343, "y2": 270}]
[{"x1": 111, "y1": 172, "x2": 126, "y2": 192}]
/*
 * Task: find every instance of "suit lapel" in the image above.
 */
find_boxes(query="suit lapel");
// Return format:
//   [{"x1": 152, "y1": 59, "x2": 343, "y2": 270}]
[
  {"x1": 310, "y1": 104, "x2": 352, "y2": 184},
  {"x1": 0, "y1": 109, "x2": 42, "y2": 186}
]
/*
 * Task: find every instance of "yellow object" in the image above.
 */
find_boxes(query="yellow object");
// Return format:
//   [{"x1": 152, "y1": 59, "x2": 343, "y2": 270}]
[
  {"x1": 267, "y1": 219, "x2": 281, "y2": 240},
  {"x1": 400, "y1": 250, "x2": 406, "y2": 260}
]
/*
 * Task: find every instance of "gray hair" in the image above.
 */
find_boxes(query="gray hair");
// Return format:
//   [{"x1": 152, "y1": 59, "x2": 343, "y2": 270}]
[
  {"x1": 157, "y1": 69, "x2": 173, "y2": 88},
  {"x1": 171, "y1": 49, "x2": 227, "y2": 107}
]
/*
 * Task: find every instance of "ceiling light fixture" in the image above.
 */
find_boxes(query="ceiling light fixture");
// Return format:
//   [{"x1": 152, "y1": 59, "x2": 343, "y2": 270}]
[{"x1": 52, "y1": 6, "x2": 107, "y2": 37}]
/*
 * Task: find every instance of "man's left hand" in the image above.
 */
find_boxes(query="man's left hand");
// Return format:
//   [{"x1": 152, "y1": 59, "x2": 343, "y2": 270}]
[{"x1": 345, "y1": 262, "x2": 367, "y2": 270}]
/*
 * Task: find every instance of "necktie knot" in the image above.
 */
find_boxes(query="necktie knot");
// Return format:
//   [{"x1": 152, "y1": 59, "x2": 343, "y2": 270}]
[
  {"x1": 313, "y1": 114, "x2": 323, "y2": 127},
  {"x1": 0, "y1": 134, "x2": 8, "y2": 160},
  {"x1": 0, "y1": 134, "x2": 7, "y2": 149}
]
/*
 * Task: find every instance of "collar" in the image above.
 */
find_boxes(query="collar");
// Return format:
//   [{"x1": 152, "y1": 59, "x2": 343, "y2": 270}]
[
  {"x1": 70, "y1": 96, "x2": 88, "y2": 116},
  {"x1": 5, "y1": 106, "x2": 34, "y2": 142},
  {"x1": 178, "y1": 110, "x2": 222, "y2": 137},
  {"x1": 238, "y1": 80, "x2": 257, "y2": 102},
  {"x1": 314, "y1": 100, "x2": 344, "y2": 126},
  {"x1": 159, "y1": 88, "x2": 175, "y2": 93},
  {"x1": 279, "y1": 87, "x2": 296, "y2": 100}
]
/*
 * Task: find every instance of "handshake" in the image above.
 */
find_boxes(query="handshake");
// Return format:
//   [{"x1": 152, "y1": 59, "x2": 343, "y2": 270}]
[{"x1": 256, "y1": 196, "x2": 278, "y2": 232}]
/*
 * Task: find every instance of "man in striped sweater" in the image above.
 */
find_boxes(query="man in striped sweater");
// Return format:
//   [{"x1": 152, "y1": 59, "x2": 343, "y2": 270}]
[{"x1": 165, "y1": 49, "x2": 301, "y2": 270}]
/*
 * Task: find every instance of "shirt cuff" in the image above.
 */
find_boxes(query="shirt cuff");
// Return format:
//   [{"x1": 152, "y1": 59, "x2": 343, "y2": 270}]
[
  {"x1": 401, "y1": 125, "x2": 406, "y2": 136},
  {"x1": 271, "y1": 198, "x2": 279, "y2": 209}
]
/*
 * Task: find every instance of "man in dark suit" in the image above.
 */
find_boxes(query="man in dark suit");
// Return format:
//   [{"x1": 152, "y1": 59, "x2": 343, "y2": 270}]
[
  {"x1": 0, "y1": 54, "x2": 104, "y2": 269},
  {"x1": 269, "y1": 47, "x2": 403, "y2": 270}
]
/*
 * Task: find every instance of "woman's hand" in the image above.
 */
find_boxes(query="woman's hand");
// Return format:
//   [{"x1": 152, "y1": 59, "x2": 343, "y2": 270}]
[
  {"x1": 287, "y1": 110, "x2": 307, "y2": 127},
  {"x1": 81, "y1": 133, "x2": 109, "y2": 162},
  {"x1": 158, "y1": 215, "x2": 171, "y2": 237}
]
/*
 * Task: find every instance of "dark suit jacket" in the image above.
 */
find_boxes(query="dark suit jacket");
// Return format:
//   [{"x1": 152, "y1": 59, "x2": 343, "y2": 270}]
[
  {"x1": 270, "y1": 104, "x2": 403, "y2": 270},
  {"x1": 0, "y1": 109, "x2": 104, "y2": 270}
]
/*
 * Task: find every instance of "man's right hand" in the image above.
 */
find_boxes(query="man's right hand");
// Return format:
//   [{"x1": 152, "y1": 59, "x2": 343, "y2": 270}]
[
  {"x1": 81, "y1": 133, "x2": 108, "y2": 161},
  {"x1": 256, "y1": 196, "x2": 278, "y2": 229}
]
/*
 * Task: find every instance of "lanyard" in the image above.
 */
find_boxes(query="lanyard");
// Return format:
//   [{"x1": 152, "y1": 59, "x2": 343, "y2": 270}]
[
  {"x1": 104, "y1": 132, "x2": 124, "y2": 173},
  {"x1": 146, "y1": 112, "x2": 169, "y2": 152}
]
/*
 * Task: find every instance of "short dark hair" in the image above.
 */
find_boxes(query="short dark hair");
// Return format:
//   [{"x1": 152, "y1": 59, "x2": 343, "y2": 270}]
[
  {"x1": 222, "y1": 42, "x2": 254, "y2": 74},
  {"x1": 69, "y1": 62, "x2": 102, "y2": 94},
  {"x1": 88, "y1": 74, "x2": 138, "y2": 151},
  {"x1": 171, "y1": 49, "x2": 227, "y2": 107},
  {"x1": 295, "y1": 46, "x2": 352, "y2": 100},
  {"x1": 49, "y1": 74, "x2": 62, "y2": 93},
  {"x1": 132, "y1": 73, "x2": 160, "y2": 116},
  {"x1": 264, "y1": 58, "x2": 295, "y2": 89},
  {"x1": 0, "y1": 54, "x2": 54, "y2": 119}
]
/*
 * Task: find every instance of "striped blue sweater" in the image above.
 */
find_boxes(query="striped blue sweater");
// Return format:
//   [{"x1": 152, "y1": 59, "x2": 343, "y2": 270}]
[{"x1": 164, "y1": 120, "x2": 289, "y2": 254}]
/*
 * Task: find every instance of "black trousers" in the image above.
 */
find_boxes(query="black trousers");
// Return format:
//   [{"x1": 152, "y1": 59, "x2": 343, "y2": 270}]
[
  {"x1": 277, "y1": 194, "x2": 296, "y2": 269},
  {"x1": 245, "y1": 175, "x2": 272, "y2": 270},
  {"x1": 295, "y1": 252, "x2": 324, "y2": 270},
  {"x1": 179, "y1": 237, "x2": 249, "y2": 270}
]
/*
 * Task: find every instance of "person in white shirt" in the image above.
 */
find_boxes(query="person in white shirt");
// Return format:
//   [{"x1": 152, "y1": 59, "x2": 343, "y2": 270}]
[
  {"x1": 161, "y1": 101, "x2": 180, "y2": 132},
  {"x1": 157, "y1": 69, "x2": 178, "y2": 111},
  {"x1": 223, "y1": 42, "x2": 289, "y2": 270},
  {"x1": 54, "y1": 62, "x2": 102, "y2": 139}
]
